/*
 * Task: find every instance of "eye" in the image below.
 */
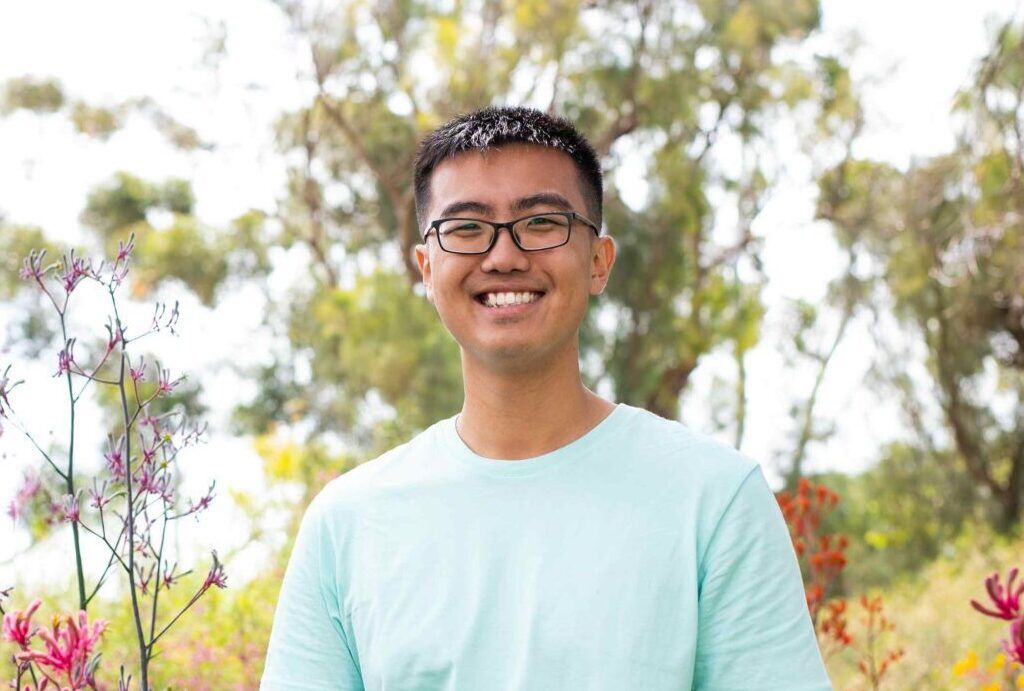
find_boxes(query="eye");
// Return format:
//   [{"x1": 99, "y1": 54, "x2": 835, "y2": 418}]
[
  {"x1": 440, "y1": 220, "x2": 485, "y2": 234},
  {"x1": 525, "y1": 214, "x2": 567, "y2": 229}
]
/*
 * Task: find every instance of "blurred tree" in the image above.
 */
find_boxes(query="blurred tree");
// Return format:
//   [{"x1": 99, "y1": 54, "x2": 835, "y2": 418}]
[
  {"x1": 815, "y1": 19, "x2": 1024, "y2": 532},
  {"x1": 770, "y1": 44, "x2": 870, "y2": 490},
  {"x1": 69, "y1": 102, "x2": 123, "y2": 139},
  {"x1": 814, "y1": 441, "x2": 980, "y2": 591},
  {"x1": 0, "y1": 76, "x2": 208, "y2": 149},
  {"x1": 0, "y1": 76, "x2": 65, "y2": 113},
  {"x1": 3, "y1": 1, "x2": 863, "y2": 504},
  {"x1": 0, "y1": 224, "x2": 67, "y2": 353},
  {"x1": 288, "y1": 268, "x2": 463, "y2": 454},
  {"x1": 231, "y1": 0, "x2": 854, "y2": 464},
  {"x1": 78, "y1": 172, "x2": 271, "y2": 306},
  {"x1": 777, "y1": 291, "x2": 853, "y2": 492}
]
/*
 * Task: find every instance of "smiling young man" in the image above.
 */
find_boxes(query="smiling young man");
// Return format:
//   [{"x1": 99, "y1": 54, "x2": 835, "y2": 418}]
[{"x1": 261, "y1": 106, "x2": 832, "y2": 690}]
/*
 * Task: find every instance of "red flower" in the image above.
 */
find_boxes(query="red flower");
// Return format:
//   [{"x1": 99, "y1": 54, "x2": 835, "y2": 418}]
[
  {"x1": 104, "y1": 436, "x2": 126, "y2": 481},
  {"x1": 2, "y1": 598, "x2": 41, "y2": 648},
  {"x1": 56, "y1": 250, "x2": 98, "y2": 295},
  {"x1": 137, "y1": 462, "x2": 174, "y2": 503},
  {"x1": 129, "y1": 355, "x2": 147, "y2": 384},
  {"x1": 971, "y1": 567, "x2": 1022, "y2": 620},
  {"x1": 19, "y1": 249, "x2": 49, "y2": 282},
  {"x1": 155, "y1": 364, "x2": 182, "y2": 396},
  {"x1": 53, "y1": 338, "x2": 78, "y2": 378},
  {"x1": 61, "y1": 492, "x2": 81, "y2": 523},
  {"x1": 116, "y1": 234, "x2": 135, "y2": 263},
  {"x1": 88, "y1": 478, "x2": 111, "y2": 511},
  {"x1": 17, "y1": 608, "x2": 107, "y2": 690},
  {"x1": 201, "y1": 551, "x2": 228, "y2": 591},
  {"x1": 182, "y1": 481, "x2": 216, "y2": 519},
  {"x1": 1003, "y1": 617, "x2": 1024, "y2": 666}
]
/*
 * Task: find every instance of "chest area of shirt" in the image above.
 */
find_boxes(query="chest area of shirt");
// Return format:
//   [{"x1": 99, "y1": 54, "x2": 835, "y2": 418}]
[{"x1": 339, "y1": 484, "x2": 699, "y2": 688}]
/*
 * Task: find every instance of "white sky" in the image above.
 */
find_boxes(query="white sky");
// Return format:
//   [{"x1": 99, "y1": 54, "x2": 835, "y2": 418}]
[{"x1": 1, "y1": 0, "x2": 1021, "y2": 589}]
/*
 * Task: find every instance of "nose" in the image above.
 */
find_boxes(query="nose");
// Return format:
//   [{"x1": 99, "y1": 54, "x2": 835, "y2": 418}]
[{"x1": 480, "y1": 225, "x2": 530, "y2": 273}]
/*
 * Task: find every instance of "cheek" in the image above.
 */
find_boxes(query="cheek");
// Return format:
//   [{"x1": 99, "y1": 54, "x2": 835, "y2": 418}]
[
  {"x1": 430, "y1": 264, "x2": 472, "y2": 322},
  {"x1": 544, "y1": 261, "x2": 591, "y2": 324},
  {"x1": 562, "y1": 251, "x2": 594, "y2": 301}
]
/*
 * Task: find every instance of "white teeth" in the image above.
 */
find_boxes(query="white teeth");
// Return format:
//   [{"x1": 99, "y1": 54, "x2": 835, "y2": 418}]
[{"x1": 481, "y1": 291, "x2": 542, "y2": 308}]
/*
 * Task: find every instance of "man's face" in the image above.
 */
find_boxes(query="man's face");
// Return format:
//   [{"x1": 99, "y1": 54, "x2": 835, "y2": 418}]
[{"x1": 414, "y1": 143, "x2": 615, "y2": 370}]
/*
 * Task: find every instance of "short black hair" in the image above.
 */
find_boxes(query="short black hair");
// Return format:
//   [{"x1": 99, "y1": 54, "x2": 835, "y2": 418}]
[{"x1": 413, "y1": 105, "x2": 603, "y2": 232}]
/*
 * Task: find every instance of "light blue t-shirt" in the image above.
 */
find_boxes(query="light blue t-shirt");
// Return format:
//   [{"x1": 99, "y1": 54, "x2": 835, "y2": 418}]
[{"x1": 261, "y1": 403, "x2": 832, "y2": 690}]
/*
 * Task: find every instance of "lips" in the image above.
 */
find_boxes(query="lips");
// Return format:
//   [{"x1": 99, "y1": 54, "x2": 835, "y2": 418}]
[
  {"x1": 473, "y1": 295, "x2": 545, "y2": 316},
  {"x1": 472, "y1": 289, "x2": 546, "y2": 300}
]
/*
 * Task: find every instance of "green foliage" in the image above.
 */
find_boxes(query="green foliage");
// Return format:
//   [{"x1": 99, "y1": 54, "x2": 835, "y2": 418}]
[
  {"x1": 816, "y1": 152, "x2": 1024, "y2": 528},
  {"x1": 131, "y1": 216, "x2": 229, "y2": 306},
  {"x1": 81, "y1": 172, "x2": 194, "y2": 239},
  {"x1": 254, "y1": 431, "x2": 359, "y2": 497},
  {"x1": 600, "y1": 156, "x2": 767, "y2": 416},
  {"x1": 263, "y1": 0, "x2": 848, "y2": 429},
  {"x1": 78, "y1": 172, "x2": 270, "y2": 306},
  {"x1": 0, "y1": 225, "x2": 64, "y2": 298},
  {"x1": 0, "y1": 77, "x2": 217, "y2": 151},
  {"x1": 131, "y1": 96, "x2": 211, "y2": 151},
  {"x1": 227, "y1": 210, "x2": 273, "y2": 278},
  {"x1": 813, "y1": 442, "x2": 982, "y2": 591},
  {"x1": 813, "y1": 54, "x2": 860, "y2": 136},
  {"x1": 1, "y1": 76, "x2": 65, "y2": 113},
  {"x1": 228, "y1": 358, "x2": 308, "y2": 438},
  {"x1": 812, "y1": 19, "x2": 1024, "y2": 529},
  {"x1": 70, "y1": 101, "x2": 123, "y2": 139},
  {"x1": 0, "y1": 225, "x2": 69, "y2": 353},
  {"x1": 290, "y1": 268, "x2": 463, "y2": 454}
]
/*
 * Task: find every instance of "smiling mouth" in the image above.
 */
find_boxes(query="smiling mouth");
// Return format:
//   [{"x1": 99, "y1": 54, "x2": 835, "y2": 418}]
[{"x1": 473, "y1": 291, "x2": 546, "y2": 308}]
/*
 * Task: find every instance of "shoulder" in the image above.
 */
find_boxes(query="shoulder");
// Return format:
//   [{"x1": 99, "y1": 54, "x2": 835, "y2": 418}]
[
  {"x1": 619, "y1": 404, "x2": 759, "y2": 490},
  {"x1": 617, "y1": 405, "x2": 767, "y2": 552}
]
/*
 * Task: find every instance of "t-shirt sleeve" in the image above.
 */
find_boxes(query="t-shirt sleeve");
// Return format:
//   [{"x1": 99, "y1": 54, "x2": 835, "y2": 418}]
[
  {"x1": 260, "y1": 494, "x2": 364, "y2": 690},
  {"x1": 693, "y1": 465, "x2": 833, "y2": 691}
]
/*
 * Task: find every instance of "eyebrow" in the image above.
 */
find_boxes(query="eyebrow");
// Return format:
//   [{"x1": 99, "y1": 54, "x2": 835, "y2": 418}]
[{"x1": 437, "y1": 192, "x2": 574, "y2": 219}]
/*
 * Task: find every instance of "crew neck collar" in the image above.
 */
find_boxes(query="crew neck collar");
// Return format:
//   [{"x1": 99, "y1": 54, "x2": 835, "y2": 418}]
[{"x1": 438, "y1": 402, "x2": 632, "y2": 478}]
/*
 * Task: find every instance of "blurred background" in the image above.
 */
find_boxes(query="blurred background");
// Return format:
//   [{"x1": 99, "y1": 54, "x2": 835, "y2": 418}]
[{"x1": 1, "y1": 0, "x2": 1022, "y2": 688}]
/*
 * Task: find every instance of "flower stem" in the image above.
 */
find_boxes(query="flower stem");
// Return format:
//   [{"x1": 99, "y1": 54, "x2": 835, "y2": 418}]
[
  {"x1": 60, "y1": 313, "x2": 87, "y2": 610},
  {"x1": 116, "y1": 323, "x2": 150, "y2": 691}
]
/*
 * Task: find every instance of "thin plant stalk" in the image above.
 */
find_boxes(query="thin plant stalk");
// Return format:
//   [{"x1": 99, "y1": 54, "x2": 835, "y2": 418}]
[{"x1": 1, "y1": 236, "x2": 225, "y2": 690}]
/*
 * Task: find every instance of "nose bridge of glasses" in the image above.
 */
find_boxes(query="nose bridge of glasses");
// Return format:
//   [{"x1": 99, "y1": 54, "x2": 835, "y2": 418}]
[{"x1": 490, "y1": 221, "x2": 524, "y2": 252}]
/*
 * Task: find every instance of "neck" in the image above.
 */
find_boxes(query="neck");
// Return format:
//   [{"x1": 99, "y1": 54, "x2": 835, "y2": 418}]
[{"x1": 456, "y1": 339, "x2": 616, "y2": 460}]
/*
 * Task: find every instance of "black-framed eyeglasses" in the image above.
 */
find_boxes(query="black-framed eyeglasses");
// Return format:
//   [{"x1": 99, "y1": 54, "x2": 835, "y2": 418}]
[{"x1": 422, "y1": 211, "x2": 600, "y2": 255}]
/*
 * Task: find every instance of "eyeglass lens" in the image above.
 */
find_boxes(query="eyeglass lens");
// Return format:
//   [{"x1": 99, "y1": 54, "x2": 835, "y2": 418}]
[{"x1": 436, "y1": 213, "x2": 572, "y2": 253}]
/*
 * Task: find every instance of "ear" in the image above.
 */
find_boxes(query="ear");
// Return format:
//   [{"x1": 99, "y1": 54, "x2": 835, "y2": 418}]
[
  {"x1": 589, "y1": 235, "x2": 616, "y2": 295},
  {"x1": 414, "y1": 242, "x2": 434, "y2": 303}
]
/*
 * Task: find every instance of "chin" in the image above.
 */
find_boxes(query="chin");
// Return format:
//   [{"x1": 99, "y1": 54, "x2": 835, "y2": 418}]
[
  {"x1": 468, "y1": 332, "x2": 577, "y2": 371},
  {"x1": 469, "y1": 340, "x2": 536, "y2": 362}
]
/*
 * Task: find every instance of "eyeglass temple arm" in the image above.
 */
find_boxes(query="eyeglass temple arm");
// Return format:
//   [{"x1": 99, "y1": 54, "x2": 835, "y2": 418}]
[{"x1": 575, "y1": 213, "x2": 601, "y2": 236}]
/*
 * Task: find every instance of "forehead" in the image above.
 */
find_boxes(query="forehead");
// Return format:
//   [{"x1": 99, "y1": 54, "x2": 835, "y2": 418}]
[{"x1": 427, "y1": 143, "x2": 587, "y2": 219}]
